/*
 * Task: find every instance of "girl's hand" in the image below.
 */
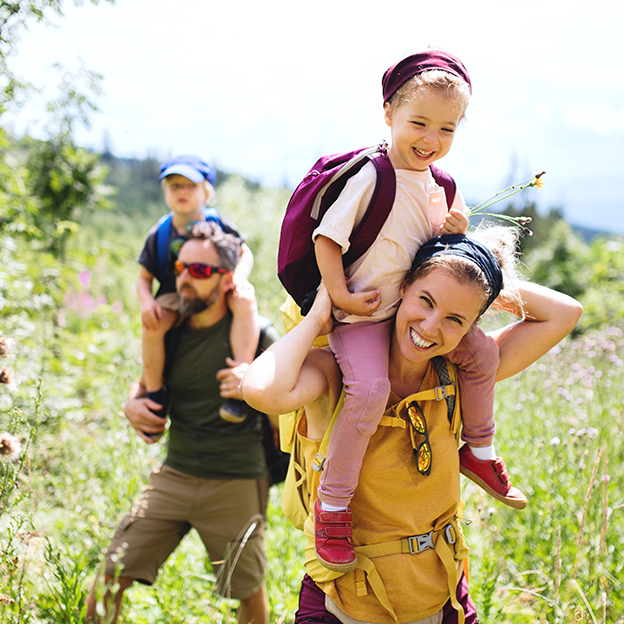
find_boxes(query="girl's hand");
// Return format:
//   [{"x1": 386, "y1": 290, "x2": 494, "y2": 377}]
[
  {"x1": 337, "y1": 288, "x2": 381, "y2": 317},
  {"x1": 441, "y1": 208, "x2": 469, "y2": 235},
  {"x1": 141, "y1": 299, "x2": 163, "y2": 330},
  {"x1": 227, "y1": 276, "x2": 258, "y2": 317}
]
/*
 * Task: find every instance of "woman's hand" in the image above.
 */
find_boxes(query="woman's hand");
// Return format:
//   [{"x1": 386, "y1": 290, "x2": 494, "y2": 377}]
[{"x1": 308, "y1": 283, "x2": 334, "y2": 336}]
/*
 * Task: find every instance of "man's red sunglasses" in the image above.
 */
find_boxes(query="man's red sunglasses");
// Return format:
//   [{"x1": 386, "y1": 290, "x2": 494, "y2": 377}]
[{"x1": 174, "y1": 260, "x2": 230, "y2": 279}]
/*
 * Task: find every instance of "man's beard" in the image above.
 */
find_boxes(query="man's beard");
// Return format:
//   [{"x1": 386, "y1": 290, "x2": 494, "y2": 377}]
[{"x1": 178, "y1": 281, "x2": 221, "y2": 317}]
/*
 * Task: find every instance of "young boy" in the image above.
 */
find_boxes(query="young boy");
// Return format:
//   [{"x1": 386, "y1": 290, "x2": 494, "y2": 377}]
[{"x1": 137, "y1": 155, "x2": 259, "y2": 424}]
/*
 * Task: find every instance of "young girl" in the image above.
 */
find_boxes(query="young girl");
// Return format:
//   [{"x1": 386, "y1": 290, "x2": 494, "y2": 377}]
[{"x1": 311, "y1": 50, "x2": 526, "y2": 572}]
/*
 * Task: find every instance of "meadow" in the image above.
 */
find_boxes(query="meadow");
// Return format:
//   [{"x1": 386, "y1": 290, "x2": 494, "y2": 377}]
[{"x1": 1, "y1": 175, "x2": 623, "y2": 624}]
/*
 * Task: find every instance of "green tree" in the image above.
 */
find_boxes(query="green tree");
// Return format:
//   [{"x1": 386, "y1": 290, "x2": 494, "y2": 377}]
[
  {"x1": 0, "y1": 3, "x2": 114, "y2": 256},
  {"x1": 523, "y1": 220, "x2": 592, "y2": 299}
]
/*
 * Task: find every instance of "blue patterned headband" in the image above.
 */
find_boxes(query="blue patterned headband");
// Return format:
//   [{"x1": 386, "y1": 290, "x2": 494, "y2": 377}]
[{"x1": 411, "y1": 234, "x2": 503, "y2": 310}]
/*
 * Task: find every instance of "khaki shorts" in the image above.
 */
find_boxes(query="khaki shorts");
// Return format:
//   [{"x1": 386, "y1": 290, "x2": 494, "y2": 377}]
[{"x1": 104, "y1": 464, "x2": 269, "y2": 600}]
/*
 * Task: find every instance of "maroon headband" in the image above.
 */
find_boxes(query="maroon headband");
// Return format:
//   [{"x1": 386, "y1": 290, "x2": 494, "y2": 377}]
[{"x1": 382, "y1": 50, "x2": 472, "y2": 103}]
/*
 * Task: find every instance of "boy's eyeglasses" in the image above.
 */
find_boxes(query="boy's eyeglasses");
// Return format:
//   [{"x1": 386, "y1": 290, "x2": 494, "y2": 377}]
[
  {"x1": 174, "y1": 260, "x2": 230, "y2": 279},
  {"x1": 407, "y1": 401, "x2": 432, "y2": 476}
]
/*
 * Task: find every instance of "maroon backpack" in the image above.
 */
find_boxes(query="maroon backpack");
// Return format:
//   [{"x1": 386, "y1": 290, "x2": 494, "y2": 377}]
[{"x1": 277, "y1": 142, "x2": 456, "y2": 314}]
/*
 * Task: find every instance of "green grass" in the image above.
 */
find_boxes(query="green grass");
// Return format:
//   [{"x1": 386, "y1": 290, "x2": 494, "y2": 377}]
[{"x1": 2, "y1": 185, "x2": 624, "y2": 622}]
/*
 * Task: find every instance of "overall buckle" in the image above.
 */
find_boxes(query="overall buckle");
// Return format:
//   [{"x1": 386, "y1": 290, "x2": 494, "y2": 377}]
[
  {"x1": 434, "y1": 385, "x2": 448, "y2": 401},
  {"x1": 407, "y1": 530, "x2": 435, "y2": 553},
  {"x1": 312, "y1": 452, "x2": 325, "y2": 472}
]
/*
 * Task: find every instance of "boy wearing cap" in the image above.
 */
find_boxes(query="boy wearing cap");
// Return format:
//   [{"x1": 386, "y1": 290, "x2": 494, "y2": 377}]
[{"x1": 137, "y1": 155, "x2": 258, "y2": 424}]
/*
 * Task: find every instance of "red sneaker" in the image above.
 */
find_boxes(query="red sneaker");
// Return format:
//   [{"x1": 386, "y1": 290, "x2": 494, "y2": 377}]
[
  {"x1": 314, "y1": 499, "x2": 357, "y2": 573},
  {"x1": 459, "y1": 445, "x2": 528, "y2": 509}
]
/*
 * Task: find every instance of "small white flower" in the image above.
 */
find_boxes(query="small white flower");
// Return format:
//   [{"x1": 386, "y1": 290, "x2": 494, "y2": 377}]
[
  {"x1": 549, "y1": 436, "x2": 561, "y2": 447},
  {"x1": 0, "y1": 433, "x2": 21, "y2": 462}
]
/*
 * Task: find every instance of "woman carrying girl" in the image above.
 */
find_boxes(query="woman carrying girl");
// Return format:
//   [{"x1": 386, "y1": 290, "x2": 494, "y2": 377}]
[
  {"x1": 242, "y1": 229, "x2": 582, "y2": 623},
  {"x1": 310, "y1": 50, "x2": 524, "y2": 572}
]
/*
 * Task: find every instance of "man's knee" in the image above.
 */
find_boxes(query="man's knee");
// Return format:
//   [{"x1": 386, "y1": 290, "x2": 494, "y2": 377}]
[{"x1": 238, "y1": 585, "x2": 269, "y2": 624}]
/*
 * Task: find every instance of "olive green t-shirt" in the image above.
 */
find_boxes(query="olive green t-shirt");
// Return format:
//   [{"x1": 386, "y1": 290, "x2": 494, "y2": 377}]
[{"x1": 164, "y1": 313, "x2": 278, "y2": 480}]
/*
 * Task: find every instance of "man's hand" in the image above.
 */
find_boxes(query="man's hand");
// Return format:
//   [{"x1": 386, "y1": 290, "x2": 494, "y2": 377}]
[
  {"x1": 124, "y1": 395, "x2": 167, "y2": 443},
  {"x1": 141, "y1": 299, "x2": 163, "y2": 331},
  {"x1": 216, "y1": 358, "x2": 250, "y2": 399},
  {"x1": 440, "y1": 208, "x2": 469, "y2": 235}
]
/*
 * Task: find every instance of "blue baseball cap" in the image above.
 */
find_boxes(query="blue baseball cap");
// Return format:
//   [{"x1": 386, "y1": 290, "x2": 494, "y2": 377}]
[{"x1": 159, "y1": 155, "x2": 216, "y2": 186}]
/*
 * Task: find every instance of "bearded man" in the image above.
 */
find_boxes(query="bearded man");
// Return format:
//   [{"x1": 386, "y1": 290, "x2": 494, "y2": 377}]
[{"x1": 87, "y1": 222, "x2": 277, "y2": 624}]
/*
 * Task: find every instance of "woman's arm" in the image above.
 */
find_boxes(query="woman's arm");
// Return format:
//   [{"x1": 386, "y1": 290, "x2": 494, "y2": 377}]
[
  {"x1": 242, "y1": 286, "x2": 337, "y2": 415},
  {"x1": 491, "y1": 281, "x2": 583, "y2": 381}
]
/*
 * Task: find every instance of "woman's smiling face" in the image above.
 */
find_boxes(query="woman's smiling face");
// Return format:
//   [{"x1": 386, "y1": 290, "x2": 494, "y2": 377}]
[{"x1": 394, "y1": 267, "x2": 486, "y2": 364}]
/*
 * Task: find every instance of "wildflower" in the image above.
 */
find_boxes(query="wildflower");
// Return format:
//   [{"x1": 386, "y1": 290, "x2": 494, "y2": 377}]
[
  {"x1": 549, "y1": 436, "x2": 561, "y2": 447},
  {"x1": 465, "y1": 171, "x2": 546, "y2": 232},
  {"x1": 0, "y1": 368, "x2": 11, "y2": 384},
  {"x1": 587, "y1": 428, "x2": 598, "y2": 438},
  {"x1": 0, "y1": 433, "x2": 21, "y2": 462},
  {"x1": 487, "y1": 507, "x2": 496, "y2": 517},
  {"x1": 531, "y1": 171, "x2": 546, "y2": 190},
  {"x1": 0, "y1": 337, "x2": 8, "y2": 358}
]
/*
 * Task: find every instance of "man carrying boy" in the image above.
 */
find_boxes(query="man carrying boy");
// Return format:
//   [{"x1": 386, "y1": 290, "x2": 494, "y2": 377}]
[
  {"x1": 138, "y1": 155, "x2": 258, "y2": 424},
  {"x1": 87, "y1": 222, "x2": 277, "y2": 624}
]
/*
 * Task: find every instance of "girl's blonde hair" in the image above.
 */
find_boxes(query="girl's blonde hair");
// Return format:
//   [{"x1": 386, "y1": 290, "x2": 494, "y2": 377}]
[
  {"x1": 387, "y1": 69, "x2": 471, "y2": 120},
  {"x1": 404, "y1": 225, "x2": 524, "y2": 318}
]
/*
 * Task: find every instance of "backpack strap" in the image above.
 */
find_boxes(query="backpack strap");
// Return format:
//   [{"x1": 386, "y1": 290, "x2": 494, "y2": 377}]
[
  {"x1": 343, "y1": 150, "x2": 397, "y2": 268},
  {"x1": 202, "y1": 206, "x2": 223, "y2": 226},
  {"x1": 155, "y1": 213, "x2": 174, "y2": 284},
  {"x1": 430, "y1": 165, "x2": 457, "y2": 210},
  {"x1": 431, "y1": 356, "x2": 460, "y2": 438},
  {"x1": 155, "y1": 208, "x2": 224, "y2": 284}
]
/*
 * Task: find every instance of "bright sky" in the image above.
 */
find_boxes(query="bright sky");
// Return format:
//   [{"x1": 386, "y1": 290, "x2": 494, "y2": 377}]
[{"x1": 8, "y1": 0, "x2": 624, "y2": 232}]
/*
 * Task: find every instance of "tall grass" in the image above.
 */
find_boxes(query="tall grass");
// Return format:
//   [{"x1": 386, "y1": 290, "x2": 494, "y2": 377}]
[
  {"x1": 466, "y1": 326, "x2": 624, "y2": 622},
  {"x1": 1, "y1": 183, "x2": 623, "y2": 622}
]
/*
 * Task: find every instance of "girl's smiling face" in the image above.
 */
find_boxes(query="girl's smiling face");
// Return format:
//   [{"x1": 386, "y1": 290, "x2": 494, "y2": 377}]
[
  {"x1": 384, "y1": 87, "x2": 464, "y2": 172},
  {"x1": 393, "y1": 267, "x2": 486, "y2": 365}
]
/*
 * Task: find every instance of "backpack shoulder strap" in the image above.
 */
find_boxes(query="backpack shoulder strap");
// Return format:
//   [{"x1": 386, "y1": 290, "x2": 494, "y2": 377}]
[
  {"x1": 430, "y1": 165, "x2": 457, "y2": 211},
  {"x1": 156, "y1": 212, "x2": 174, "y2": 284},
  {"x1": 310, "y1": 389, "x2": 346, "y2": 494},
  {"x1": 203, "y1": 206, "x2": 223, "y2": 226},
  {"x1": 342, "y1": 149, "x2": 396, "y2": 268},
  {"x1": 431, "y1": 356, "x2": 457, "y2": 429},
  {"x1": 254, "y1": 317, "x2": 273, "y2": 358}
]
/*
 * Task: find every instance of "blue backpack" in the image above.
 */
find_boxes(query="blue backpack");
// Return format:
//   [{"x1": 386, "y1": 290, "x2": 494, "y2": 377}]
[{"x1": 154, "y1": 207, "x2": 224, "y2": 284}]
